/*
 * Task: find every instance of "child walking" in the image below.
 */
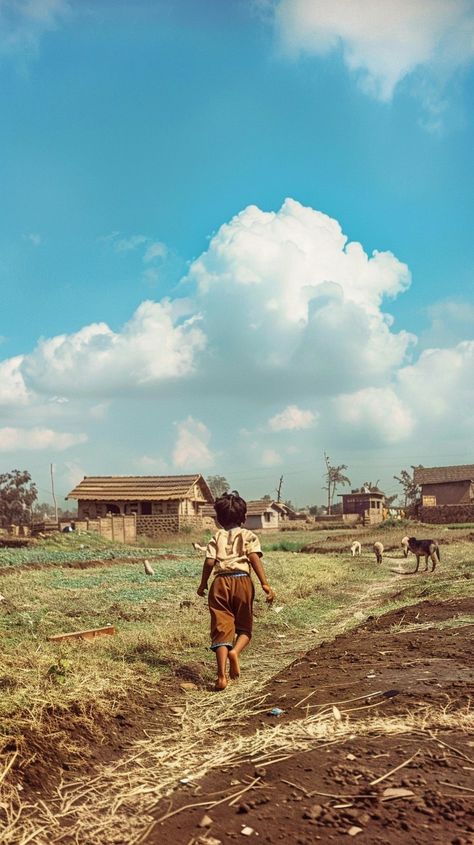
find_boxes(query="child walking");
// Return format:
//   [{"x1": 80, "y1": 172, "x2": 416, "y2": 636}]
[{"x1": 197, "y1": 491, "x2": 275, "y2": 690}]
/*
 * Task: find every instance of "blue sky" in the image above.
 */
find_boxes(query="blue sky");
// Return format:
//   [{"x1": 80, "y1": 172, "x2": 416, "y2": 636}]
[{"x1": 1, "y1": 0, "x2": 473, "y2": 506}]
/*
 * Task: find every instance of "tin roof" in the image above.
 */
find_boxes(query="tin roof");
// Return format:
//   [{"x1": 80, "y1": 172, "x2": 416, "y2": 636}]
[{"x1": 67, "y1": 474, "x2": 213, "y2": 502}]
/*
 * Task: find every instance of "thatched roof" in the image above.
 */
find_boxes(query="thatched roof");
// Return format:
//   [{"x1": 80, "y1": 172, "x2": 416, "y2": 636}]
[
  {"x1": 414, "y1": 465, "x2": 474, "y2": 485},
  {"x1": 67, "y1": 474, "x2": 213, "y2": 502}
]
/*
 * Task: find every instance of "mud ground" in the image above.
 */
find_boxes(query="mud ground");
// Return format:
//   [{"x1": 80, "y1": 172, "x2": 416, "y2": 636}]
[{"x1": 149, "y1": 598, "x2": 474, "y2": 845}]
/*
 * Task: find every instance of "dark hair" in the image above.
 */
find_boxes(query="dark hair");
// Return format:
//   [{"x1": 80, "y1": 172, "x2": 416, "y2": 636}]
[{"x1": 214, "y1": 490, "x2": 247, "y2": 529}]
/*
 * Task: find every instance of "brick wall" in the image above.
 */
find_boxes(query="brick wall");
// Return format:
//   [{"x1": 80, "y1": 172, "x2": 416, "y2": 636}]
[
  {"x1": 136, "y1": 514, "x2": 204, "y2": 536},
  {"x1": 419, "y1": 503, "x2": 474, "y2": 524}
]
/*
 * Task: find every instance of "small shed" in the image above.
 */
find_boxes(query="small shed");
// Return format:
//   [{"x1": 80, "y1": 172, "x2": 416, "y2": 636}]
[
  {"x1": 244, "y1": 500, "x2": 279, "y2": 531},
  {"x1": 414, "y1": 465, "x2": 474, "y2": 507},
  {"x1": 340, "y1": 489, "x2": 385, "y2": 525},
  {"x1": 66, "y1": 474, "x2": 213, "y2": 534}
]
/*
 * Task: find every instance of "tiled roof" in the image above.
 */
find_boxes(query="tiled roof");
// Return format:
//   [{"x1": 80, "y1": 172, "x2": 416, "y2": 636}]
[
  {"x1": 245, "y1": 500, "x2": 276, "y2": 515},
  {"x1": 413, "y1": 465, "x2": 474, "y2": 485},
  {"x1": 67, "y1": 475, "x2": 213, "y2": 502}
]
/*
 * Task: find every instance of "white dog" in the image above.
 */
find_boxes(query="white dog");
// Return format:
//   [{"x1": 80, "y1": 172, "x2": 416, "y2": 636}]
[{"x1": 350, "y1": 541, "x2": 361, "y2": 556}]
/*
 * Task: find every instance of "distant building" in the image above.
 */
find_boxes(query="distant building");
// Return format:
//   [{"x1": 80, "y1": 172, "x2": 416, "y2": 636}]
[
  {"x1": 67, "y1": 474, "x2": 213, "y2": 534},
  {"x1": 340, "y1": 489, "x2": 385, "y2": 525},
  {"x1": 414, "y1": 465, "x2": 474, "y2": 507},
  {"x1": 244, "y1": 500, "x2": 279, "y2": 531}
]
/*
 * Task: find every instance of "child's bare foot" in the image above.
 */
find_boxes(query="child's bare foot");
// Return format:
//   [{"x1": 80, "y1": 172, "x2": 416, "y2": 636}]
[
  {"x1": 228, "y1": 649, "x2": 240, "y2": 679},
  {"x1": 215, "y1": 676, "x2": 227, "y2": 691}
]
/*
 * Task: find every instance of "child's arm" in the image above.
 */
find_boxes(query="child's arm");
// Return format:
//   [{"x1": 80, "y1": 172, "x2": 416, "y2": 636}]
[
  {"x1": 197, "y1": 558, "x2": 214, "y2": 596},
  {"x1": 248, "y1": 552, "x2": 275, "y2": 603}
]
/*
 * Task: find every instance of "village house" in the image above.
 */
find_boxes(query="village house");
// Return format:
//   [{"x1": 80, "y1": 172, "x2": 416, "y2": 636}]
[
  {"x1": 340, "y1": 488, "x2": 385, "y2": 525},
  {"x1": 414, "y1": 465, "x2": 474, "y2": 506},
  {"x1": 414, "y1": 464, "x2": 474, "y2": 523},
  {"x1": 66, "y1": 474, "x2": 213, "y2": 535},
  {"x1": 244, "y1": 500, "x2": 280, "y2": 531}
]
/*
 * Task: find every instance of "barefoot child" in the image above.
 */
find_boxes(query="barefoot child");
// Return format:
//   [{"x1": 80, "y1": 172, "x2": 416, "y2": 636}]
[{"x1": 197, "y1": 491, "x2": 275, "y2": 690}]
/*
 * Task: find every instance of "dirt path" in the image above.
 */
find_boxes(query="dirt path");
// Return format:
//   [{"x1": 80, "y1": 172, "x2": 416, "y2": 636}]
[
  {"x1": 2, "y1": 584, "x2": 473, "y2": 844},
  {"x1": 149, "y1": 598, "x2": 474, "y2": 845}
]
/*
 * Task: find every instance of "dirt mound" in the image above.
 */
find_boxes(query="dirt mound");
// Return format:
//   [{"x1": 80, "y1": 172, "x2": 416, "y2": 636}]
[{"x1": 150, "y1": 597, "x2": 474, "y2": 844}]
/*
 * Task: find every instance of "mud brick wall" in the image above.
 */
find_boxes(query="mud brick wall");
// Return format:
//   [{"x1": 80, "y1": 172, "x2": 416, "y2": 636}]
[
  {"x1": 137, "y1": 515, "x2": 180, "y2": 536},
  {"x1": 419, "y1": 503, "x2": 474, "y2": 524},
  {"x1": 137, "y1": 514, "x2": 204, "y2": 536}
]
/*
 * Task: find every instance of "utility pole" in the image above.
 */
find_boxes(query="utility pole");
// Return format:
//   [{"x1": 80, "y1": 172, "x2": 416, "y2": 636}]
[
  {"x1": 324, "y1": 452, "x2": 332, "y2": 514},
  {"x1": 275, "y1": 475, "x2": 284, "y2": 503},
  {"x1": 50, "y1": 463, "x2": 58, "y2": 523}
]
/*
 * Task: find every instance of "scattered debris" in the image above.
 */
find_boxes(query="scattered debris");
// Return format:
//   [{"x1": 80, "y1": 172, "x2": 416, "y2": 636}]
[
  {"x1": 241, "y1": 827, "x2": 255, "y2": 836},
  {"x1": 332, "y1": 705, "x2": 342, "y2": 721},
  {"x1": 144, "y1": 559, "x2": 155, "y2": 576},
  {"x1": 347, "y1": 826, "x2": 363, "y2": 836},
  {"x1": 346, "y1": 753, "x2": 356, "y2": 761},
  {"x1": 198, "y1": 814, "x2": 213, "y2": 828},
  {"x1": 268, "y1": 707, "x2": 284, "y2": 717},
  {"x1": 272, "y1": 606, "x2": 285, "y2": 613}
]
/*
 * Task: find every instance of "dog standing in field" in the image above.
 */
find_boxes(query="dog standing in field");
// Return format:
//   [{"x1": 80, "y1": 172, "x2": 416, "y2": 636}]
[
  {"x1": 373, "y1": 541, "x2": 384, "y2": 564},
  {"x1": 407, "y1": 537, "x2": 440, "y2": 573},
  {"x1": 350, "y1": 541, "x2": 361, "y2": 556},
  {"x1": 401, "y1": 536, "x2": 409, "y2": 558}
]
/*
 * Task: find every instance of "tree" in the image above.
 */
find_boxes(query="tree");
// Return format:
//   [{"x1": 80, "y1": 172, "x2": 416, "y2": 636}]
[
  {"x1": 394, "y1": 467, "x2": 421, "y2": 508},
  {"x1": 0, "y1": 470, "x2": 38, "y2": 528},
  {"x1": 206, "y1": 475, "x2": 230, "y2": 499},
  {"x1": 323, "y1": 453, "x2": 351, "y2": 514}
]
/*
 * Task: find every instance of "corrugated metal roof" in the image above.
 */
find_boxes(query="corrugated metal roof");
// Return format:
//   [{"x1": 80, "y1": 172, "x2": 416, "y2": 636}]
[
  {"x1": 67, "y1": 474, "x2": 213, "y2": 502},
  {"x1": 413, "y1": 465, "x2": 474, "y2": 484}
]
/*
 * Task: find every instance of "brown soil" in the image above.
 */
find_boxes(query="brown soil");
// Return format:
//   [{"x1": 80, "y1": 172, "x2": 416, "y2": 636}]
[
  {"x1": 4, "y1": 659, "x2": 208, "y2": 799},
  {"x1": 148, "y1": 598, "x2": 474, "y2": 845}
]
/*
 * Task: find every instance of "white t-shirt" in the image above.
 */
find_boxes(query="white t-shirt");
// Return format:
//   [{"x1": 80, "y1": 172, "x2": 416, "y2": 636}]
[{"x1": 205, "y1": 527, "x2": 262, "y2": 575}]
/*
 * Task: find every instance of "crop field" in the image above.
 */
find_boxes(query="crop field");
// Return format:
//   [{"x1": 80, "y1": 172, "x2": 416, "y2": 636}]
[{"x1": 0, "y1": 526, "x2": 473, "y2": 844}]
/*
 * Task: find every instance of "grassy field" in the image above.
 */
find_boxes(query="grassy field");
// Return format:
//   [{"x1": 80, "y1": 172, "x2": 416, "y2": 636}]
[
  {"x1": 0, "y1": 525, "x2": 473, "y2": 843},
  {"x1": 1, "y1": 527, "x2": 473, "y2": 741}
]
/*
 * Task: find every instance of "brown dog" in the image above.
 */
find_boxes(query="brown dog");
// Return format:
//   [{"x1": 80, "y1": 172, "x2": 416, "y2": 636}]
[{"x1": 407, "y1": 537, "x2": 440, "y2": 573}]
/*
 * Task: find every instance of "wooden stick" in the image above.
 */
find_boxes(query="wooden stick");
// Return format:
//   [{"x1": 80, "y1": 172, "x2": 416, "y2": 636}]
[
  {"x1": 429, "y1": 734, "x2": 474, "y2": 765},
  {"x1": 48, "y1": 625, "x2": 115, "y2": 642},
  {"x1": 227, "y1": 777, "x2": 262, "y2": 806},
  {"x1": 0, "y1": 751, "x2": 18, "y2": 787},
  {"x1": 439, "y1": 781, "x2": 474, "y2": 793},
  {"x1": 155, "y1": 778, "x2": 261, "y2": 824},
  {"x1": 370, "y1": 750, "x2": 420, "y2": 786}
]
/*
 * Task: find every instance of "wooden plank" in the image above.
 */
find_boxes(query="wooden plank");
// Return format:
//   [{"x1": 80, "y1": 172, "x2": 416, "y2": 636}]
[{"x1": 48, "y1": 625, "x2": 116, "y2": 643}]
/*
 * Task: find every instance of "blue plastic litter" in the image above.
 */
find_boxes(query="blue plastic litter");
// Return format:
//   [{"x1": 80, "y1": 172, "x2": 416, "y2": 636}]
[{"x1": 269, "y1": 707, "x2": 284, "y2": 717}]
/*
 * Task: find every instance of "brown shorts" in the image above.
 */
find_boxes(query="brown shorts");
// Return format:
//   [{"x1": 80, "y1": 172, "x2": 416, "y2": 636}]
[{"x1": 208, "y1": 574, "x2": 254, "y2": 650}]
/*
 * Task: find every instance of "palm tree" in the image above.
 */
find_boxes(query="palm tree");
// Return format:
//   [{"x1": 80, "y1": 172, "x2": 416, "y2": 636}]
[{"x1": 323, "y1": 453, "x2": 351, "y2": 514}]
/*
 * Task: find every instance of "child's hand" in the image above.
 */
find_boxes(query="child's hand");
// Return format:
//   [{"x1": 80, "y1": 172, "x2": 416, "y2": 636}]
[
  {"x1": 262, "y1": 583, "x2": 275, "y2": 604},
  {"x1": 197, "y1": 585, "x2": 207, "y2": 597}
]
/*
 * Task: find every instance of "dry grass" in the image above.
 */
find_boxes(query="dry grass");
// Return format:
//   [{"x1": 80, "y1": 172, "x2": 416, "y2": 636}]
[
  {"x1": 2, "y1": 685, "x2": 472, "y2": 845},
  {"x1": 0, "y1": 532, "x2": 472, "y2": 843}
]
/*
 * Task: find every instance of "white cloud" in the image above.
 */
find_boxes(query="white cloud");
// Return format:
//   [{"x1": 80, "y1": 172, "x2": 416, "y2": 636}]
[
  {"x1": 137, "y1": 454, "x2": 168, "y2": 473},
  {"x1": 173, "y1": 417, "x2": 214, "y2": 469},
  {"x1": 143, "y1": 241, "x2": 168, "y2": 263},
  {"x1": 62, "y1": 460, "x2": 86, "y2": 488},
  {"x1": 0, "y1": 427, "x2": 87, "y2": 452},
  {"x1": 21, "y1": 299, "x2": 206, "y2": 396},
  {"x1": 274, "y1": 0, "x2": 474, "y2": 103},
  {"x1": 421, "y1": 298, "x2": 474, "y2": 348},
  {"x1": 261, "y1": 448, "x2": 282, "y2": 466},
  {"x1": 189, "y1": 198, "x2": 413, "y2": 394},
  {"x1": 113, "y1": 234, "x2": 148, "y2": 253},
  {"x1": 0, "y1": 0, "x2": 70, "y2": 59},
  {"x1": 269, "y1": 404, "x2": 317, "y2": 431},
  {"x1": 397, "y1": 340, "x2": 474, "y2": 425},
  {"x1": 0, "y1": 356, "x2": 30, "y2": 406},
  {"x1": 335, "y1": 386, "x2": 415, "y2": 444}
]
